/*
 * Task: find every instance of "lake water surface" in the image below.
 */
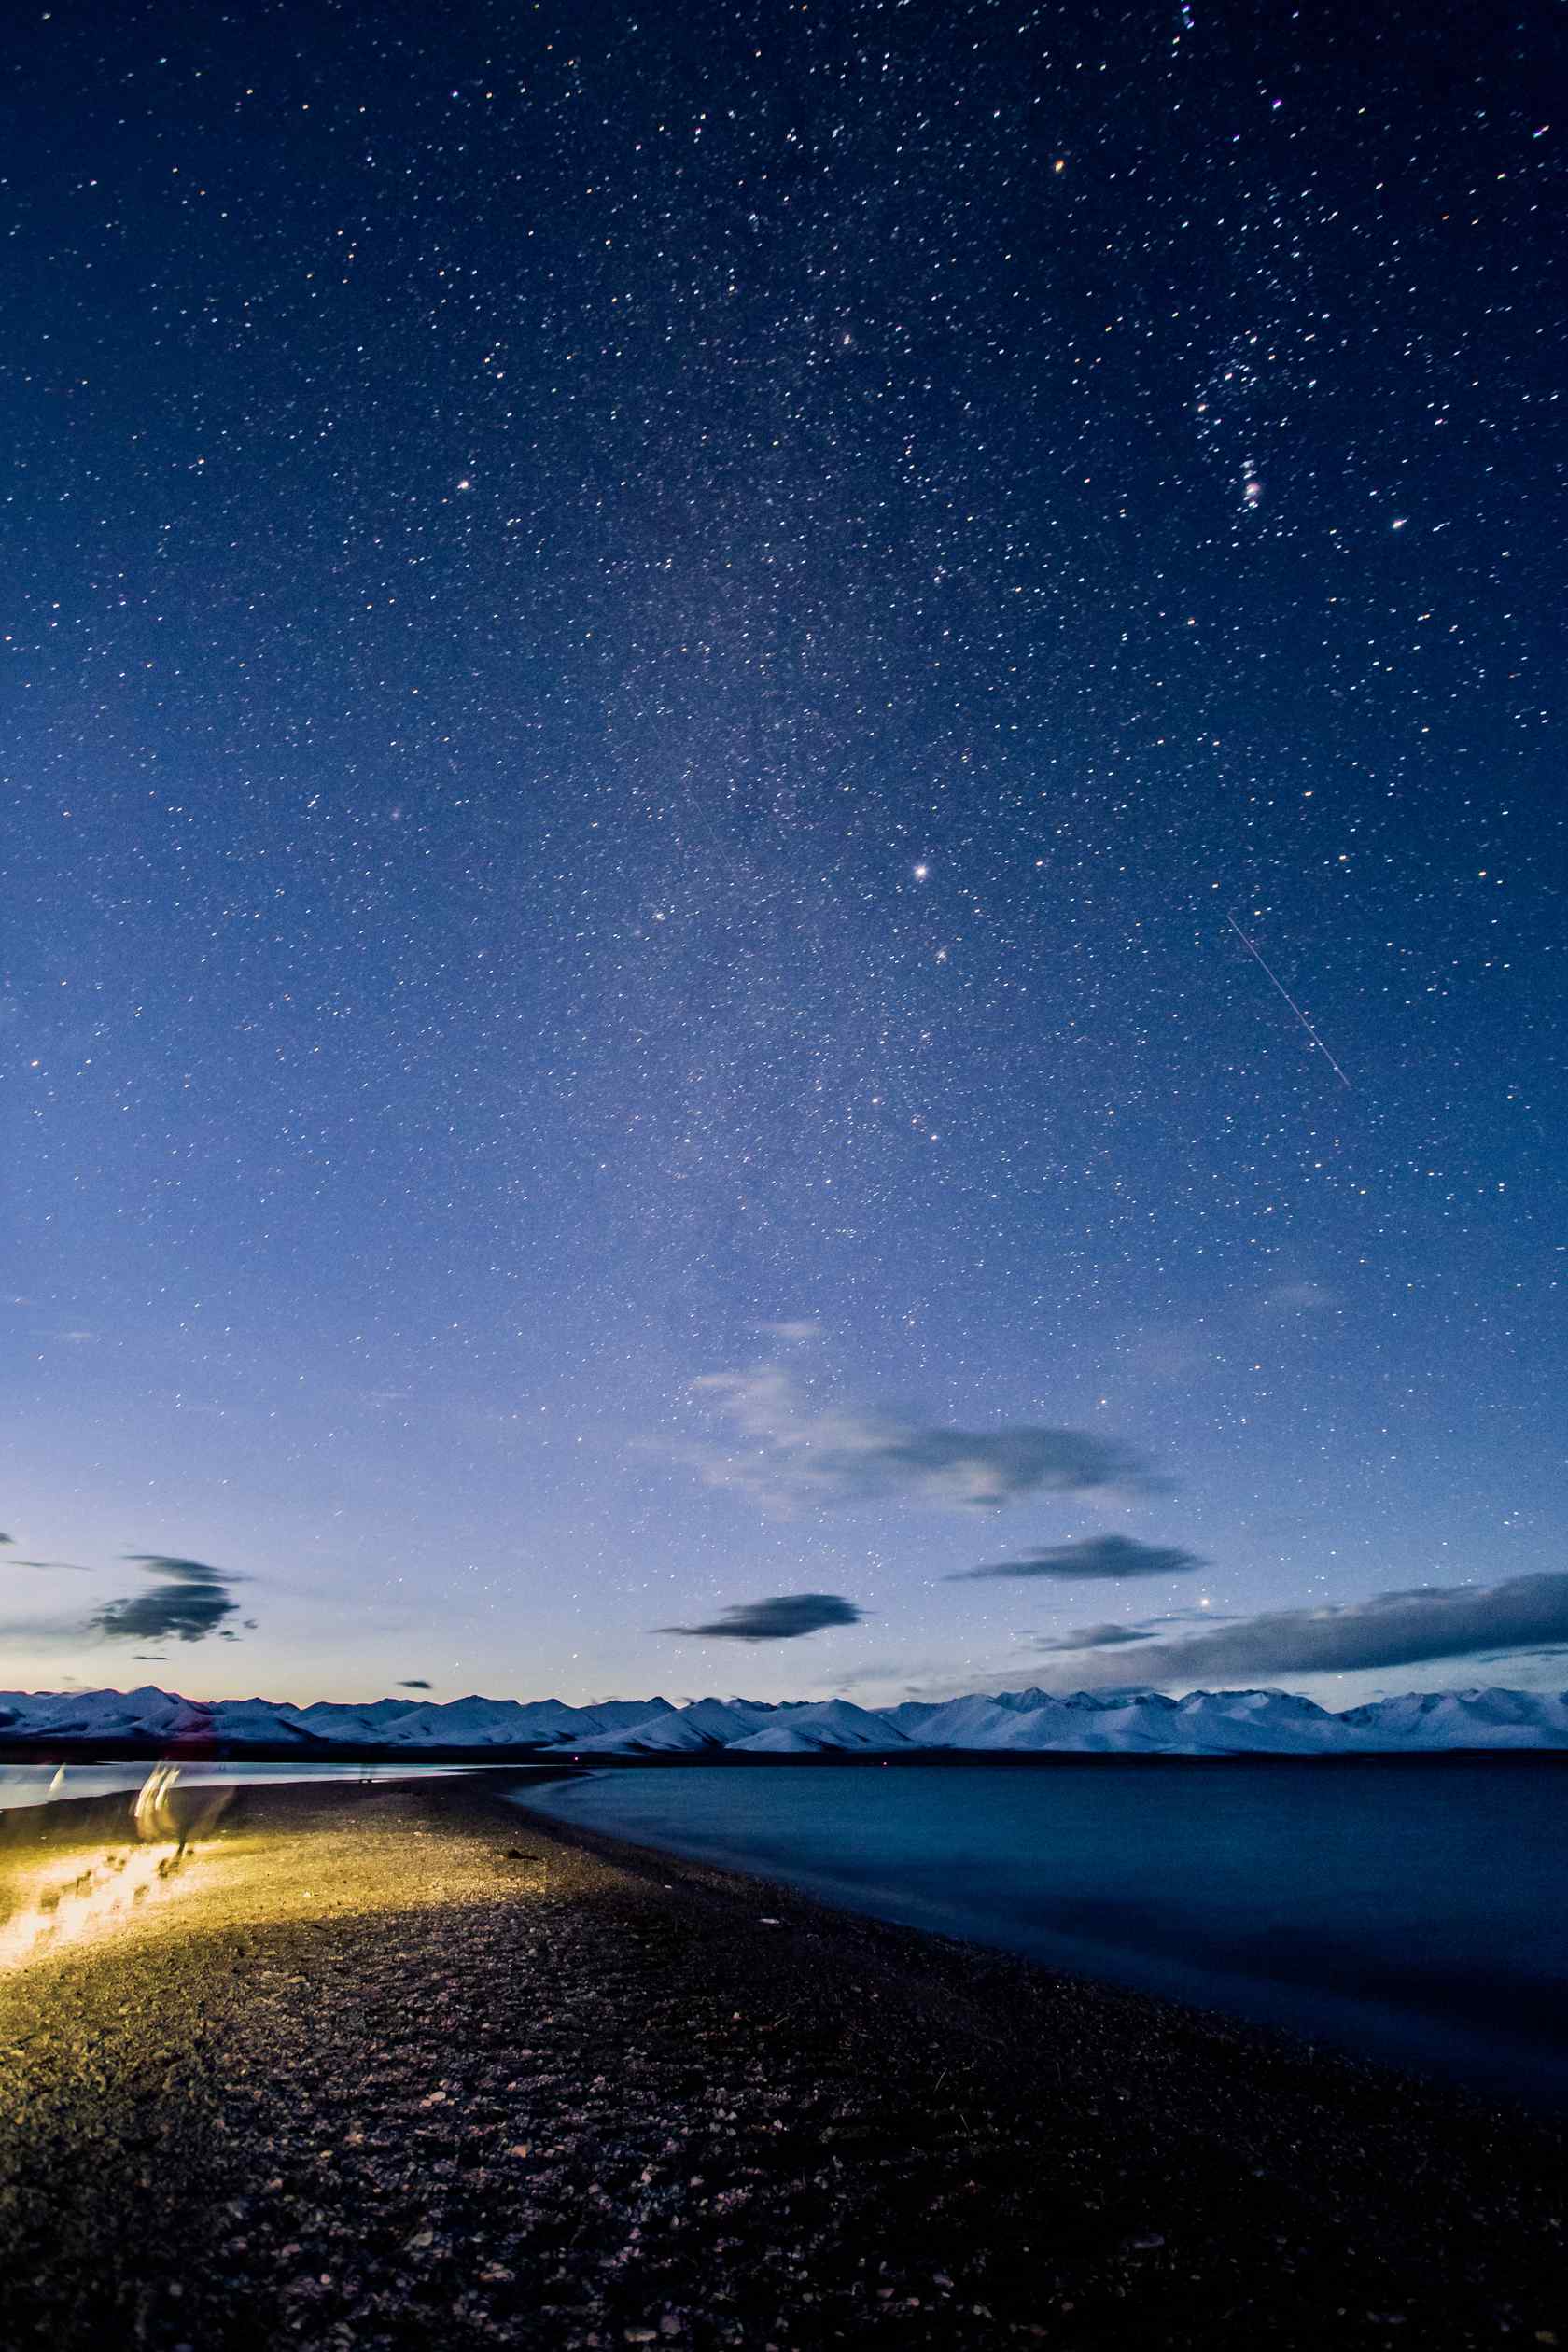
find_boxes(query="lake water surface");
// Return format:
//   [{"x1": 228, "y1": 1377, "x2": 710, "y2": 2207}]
[
  {"x1": 0, "y1": 1761, "x2": 468, "y2": 1812},
  {"x1": 516, "y1": 1760, "x2": 1568, "y2": 2107}
]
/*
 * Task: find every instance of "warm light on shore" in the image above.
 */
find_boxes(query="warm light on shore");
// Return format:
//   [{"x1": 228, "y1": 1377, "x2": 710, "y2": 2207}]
[{"x1": 0, "y1": 1770, "x2": 199, "y2": 1974}]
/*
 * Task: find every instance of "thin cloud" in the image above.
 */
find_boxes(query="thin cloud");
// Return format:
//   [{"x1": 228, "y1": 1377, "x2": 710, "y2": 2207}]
[
  {"x1": 1029, "y1": 1570, "x2": 1568, "y2": 1690},
  {"x1": 1029, "y1": 1604, "x2": 1240, "y2": 1655},
  {"x1": 1036, "y1": 1622, "x2": 1155, "y2": 1651},
  {"x1": 399, "y1": 1678, "x2": 434, "y2": 1690},
  {"x1": 947, "y1": 1534, "x2": 1205, "y2": 1584},
  {"x1": 658, "y1": 1592, "x2": 865, "y2": 1643},
  {"x1": 682, "y1": 1364, "x2": 1152, "y2": 1514},
  {"x1": 92, "y1": 1555, "x2": 245, "y2": 1646}
]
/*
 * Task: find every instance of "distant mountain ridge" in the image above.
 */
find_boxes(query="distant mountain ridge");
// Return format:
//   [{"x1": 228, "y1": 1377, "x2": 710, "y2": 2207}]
[{"x1": 3, "y1": 1683, "x2": 1568, "y2": 1754}]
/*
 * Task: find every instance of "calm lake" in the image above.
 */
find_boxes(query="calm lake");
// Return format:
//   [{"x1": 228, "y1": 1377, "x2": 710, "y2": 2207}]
[
  {"x1": 0, "y1": 1761, "x2": 469, "y2": 1812},
  {"x1": 515, "y1": 1759, "x2": 1568, "y2": 2108}
]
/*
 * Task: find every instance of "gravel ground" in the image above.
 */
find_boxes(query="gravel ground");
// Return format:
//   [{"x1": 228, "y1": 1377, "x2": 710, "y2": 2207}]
[{"x1": 0, "y1": 1776, "x2": 1562, "y2": 2351}]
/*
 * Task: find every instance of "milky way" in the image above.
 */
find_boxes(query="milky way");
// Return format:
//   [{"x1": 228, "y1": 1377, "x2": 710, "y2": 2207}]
[{"x1": 4, "y1": 0, "x2": 1562, "y2": 1706}]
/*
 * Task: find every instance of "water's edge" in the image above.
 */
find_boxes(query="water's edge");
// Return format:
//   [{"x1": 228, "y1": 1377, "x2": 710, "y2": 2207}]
[{"x1": 511, "y1": 1763, "x2": 1568, "y2": 2113}]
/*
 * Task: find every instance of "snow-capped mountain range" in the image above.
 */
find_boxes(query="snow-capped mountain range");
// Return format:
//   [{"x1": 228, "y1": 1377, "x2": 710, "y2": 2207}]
[{"x1": 2, "y1": 1682, "x2": 1567, "y2": 1754}]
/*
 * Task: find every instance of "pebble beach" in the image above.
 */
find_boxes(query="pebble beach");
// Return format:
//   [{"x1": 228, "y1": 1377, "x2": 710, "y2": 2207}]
[{"x1": 0, "y1": 1776, "x2": 1562, "y2": 2350}]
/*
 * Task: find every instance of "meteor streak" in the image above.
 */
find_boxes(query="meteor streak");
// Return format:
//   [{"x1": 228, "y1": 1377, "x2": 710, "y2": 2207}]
[{"x1": 1227, "y1": 913, "x2": 1352, "y2": 1088}]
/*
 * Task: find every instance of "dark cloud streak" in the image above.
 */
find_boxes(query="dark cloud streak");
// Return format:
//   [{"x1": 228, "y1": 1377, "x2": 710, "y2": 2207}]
[
  {"x1": 948, "y1": 1534, "x2": 1205, "y2": 1583},
  {"x1": 1037, "y1": 1622, "x2": 1155, "y2": 1651},
  {"x1": 91, "y1": 1555, "x2": 245, "y2": 1645},
  {"x1": 658, "y1": 1593, "x2": 864, "y2": 1643},
  {"x1": 1030, "y1": 1571, "x2": 1568, "y2": 1689}
]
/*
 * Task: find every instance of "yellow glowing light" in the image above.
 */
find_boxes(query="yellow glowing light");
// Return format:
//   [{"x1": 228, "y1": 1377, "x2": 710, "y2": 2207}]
[
  {"x1": 0, "y1": 1770, "x2": 201, "y2": 1975},
  {"x1": 0, "y1": 1840, "x2": 186, "y2": 1972}
]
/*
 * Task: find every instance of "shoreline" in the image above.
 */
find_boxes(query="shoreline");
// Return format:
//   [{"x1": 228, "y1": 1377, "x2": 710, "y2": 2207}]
[
  {"x1": 0, "y1": 1776, "x2": 1563, "y2": 2348},
  {"x1": 6, "y1": 1739, "x2": 1568, "y2": 1765},
  {"x1": 511, "y1": 1766, "x2": 1568, "y2": 2118}
]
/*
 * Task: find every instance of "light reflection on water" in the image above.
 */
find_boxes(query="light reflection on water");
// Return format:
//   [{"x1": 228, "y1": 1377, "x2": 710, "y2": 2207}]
[{"x1": 0, "y1": 1761, "x2": 469, "y2": 1812}]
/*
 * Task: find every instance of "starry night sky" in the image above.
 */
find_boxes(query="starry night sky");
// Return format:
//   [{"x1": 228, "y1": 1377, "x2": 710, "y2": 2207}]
[{"x1": 4, "y1": 0, "x2": 1564, "y2": 1708}]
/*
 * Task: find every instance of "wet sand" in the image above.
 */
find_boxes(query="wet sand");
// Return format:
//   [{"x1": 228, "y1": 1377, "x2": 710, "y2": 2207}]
[{"x1": 0, "y1": 1776, "x2": 1561, "y2": 2348}]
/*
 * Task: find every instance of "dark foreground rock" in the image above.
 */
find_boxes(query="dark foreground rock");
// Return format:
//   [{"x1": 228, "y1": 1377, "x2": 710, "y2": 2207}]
[{"x1": 0, "y1": 1778, "x2": 1561, "y2": 2350}]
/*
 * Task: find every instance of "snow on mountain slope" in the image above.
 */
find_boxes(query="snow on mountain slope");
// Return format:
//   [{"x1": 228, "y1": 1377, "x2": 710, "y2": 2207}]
[
  {"x1": 283, "y1": 1695, "x2": 674, "y2": 1747},
  {"x1": 577, "y1": 1698, "x2": 677, "y2": 1734},
  {"x1": 987, "y1": 1687, "x2": 1073, "y2": 1715},
  {"x1": 900, "y1": 1687, "x2": 1377, "y2": 1755},
  {"x1": 1171, "y1": 1688, "x2": 1355, "y2": 1753},
  {"x1": 375, "y1": 1696, "x2": 600, "y2": 1747},
  {"x1": 569, "y1": 1698, "x2": 763, "y2": 1754},
  {"x1": 290, "y1": 1700, "x2": 422, "y2": 1742},
  {"x1": 994, "y1": 1694, "x2": 1190, "y2": 1752},
  {"x1": 204, "y1": 1698, "x2": 325, "y2": 1744},
  {"x1": 4, "y1": 1682, "x2": 1567, "y2": 1753},
  {"x1": 901, "y1": 1693, "x2": 1023, "y2": 1748},
  {"x1": 726, "y1": 1700, "x2": 916, "y2": 1753},
  {"x1": 675, "y1": 1698, "x2": 777, "y2": 1742},
  {"x1": 1340, "y1": 1687, "x2": 1568, "y2": 1748},
  {"x1": 301, "y1": 1698, "x2": 424, "y2": 1728},
  {"x1": 0, "y1": 1686, "x2": 215, "y2": 1741},
  {"x1": 905, "y1": 1690, "x2": 1191, "y2": 1752},
  {"x1": 878, "y1": 1700, "x2": 944, "y2": 1736},
  {"x1": 567, "y1": 1716, "x2": 705, "y2": 1754}
]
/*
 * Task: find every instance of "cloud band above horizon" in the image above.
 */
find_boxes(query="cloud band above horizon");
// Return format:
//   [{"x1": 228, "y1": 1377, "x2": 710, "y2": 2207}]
[{"x1": 1029, "y1": 1570, "x2": 1568, "y2": 1690}]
